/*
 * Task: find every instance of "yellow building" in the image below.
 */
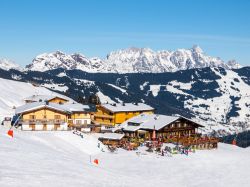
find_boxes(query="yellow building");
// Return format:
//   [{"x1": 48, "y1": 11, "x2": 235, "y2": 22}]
[
  {"x1": 66, "y1": 103, "x2": 95, "y2": 130},
  {"x1": 94, "y1": 103, "x2": 154, "y2": 128},
  {"x1": 24, "y1": 95, "x2": 70, "y2": 104},
  {"x1": 16, "y1": 102, "x2": 69, "y2": 131},
  {"x1": 16, "y1": 95, "x2": 95, "y2": 131}
]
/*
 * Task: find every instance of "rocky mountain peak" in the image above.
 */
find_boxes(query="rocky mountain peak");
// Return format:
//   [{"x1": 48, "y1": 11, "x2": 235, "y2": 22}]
[
  {"x1": 191, "y1": 45, "x2": 204, "y2": 54},
  {"x1": 0, "y1": 58, "x2": 23, "y2": 71},
  {"x1": 23, "y1": 46, "x2": 242, "y2": 73}
]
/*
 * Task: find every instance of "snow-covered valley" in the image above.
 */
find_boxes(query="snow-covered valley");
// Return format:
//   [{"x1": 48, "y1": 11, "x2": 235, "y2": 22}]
[{"x1": 0, "y1": 126, "x2": 249, "y2": 187}]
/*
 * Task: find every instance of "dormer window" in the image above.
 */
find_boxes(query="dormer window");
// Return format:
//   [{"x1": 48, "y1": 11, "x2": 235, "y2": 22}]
[{"x1": 128, "y1": 122, "x2": 140, "y2": 126}]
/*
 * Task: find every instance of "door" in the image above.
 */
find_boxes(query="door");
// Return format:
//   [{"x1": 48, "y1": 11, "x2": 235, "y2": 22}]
[
  {"x1": 29, "y1": 124, "x2": 35, "y2": 131},
  {"x1": 43, "y1": 124, "x2": 47, "y2": 131},
  {"x1": 54, "y1": 124, "x2": 60, "y2": 130}
]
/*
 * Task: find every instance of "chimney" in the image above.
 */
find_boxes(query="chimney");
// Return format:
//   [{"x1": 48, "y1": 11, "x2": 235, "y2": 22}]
[{"x1": 154, "y1": 115, "x2": 159, "y2": 120}]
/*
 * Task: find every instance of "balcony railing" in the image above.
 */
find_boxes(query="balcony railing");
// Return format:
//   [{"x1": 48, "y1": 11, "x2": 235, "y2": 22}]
[
  {"x1": 92, "y1": 120, "x2": 114, "y2": 125},
  {"x1": 20, "y1": 119, "x2": 66, "y2": 124},
  {"x1": 94, "y1": 114, "x2": 114, "y2": 119}
]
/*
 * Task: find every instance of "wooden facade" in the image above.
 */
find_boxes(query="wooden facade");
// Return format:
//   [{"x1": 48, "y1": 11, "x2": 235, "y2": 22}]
[
  {"x1": 122, "y1": 117, "x2": 218, "y2": 149},
  {"x1": 47, "y1": 97, "x2": 69, "y2": 104},
  {"x1": 99, "y1": 138, "x2": 122, "y2": 146},
  {"x1": 24, "y1": 96, "x2": 69, "y2": 104},
  {"x1": 20, "y1": 107, "x2": 69, "y2": 131},
  {"x1": 17, "y1": 96, "x2": 93, "y2": 131}
]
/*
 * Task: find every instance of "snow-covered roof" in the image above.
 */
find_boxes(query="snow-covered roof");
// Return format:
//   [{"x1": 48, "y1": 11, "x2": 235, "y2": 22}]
[
  {"x1": 98, "y1": 133, "x2": 124, "y2": 140},
  {"x1": 23, "y1": 94, "x2": 74, "y2": 103},
  {"x1": 63, "y1": 103, "x2": 96, "y2": 112},
  {"x1": 118, "y1": 114, "x2": 203, "y2": 132},
  {"x1": 15, "y1": 102, "x2": 94, "y2": 114},
  {"x1": 15, "y1": 102, "x2": 69, "y2": 114},
  {"x1": 101, "y1": 103, "x2": 154, "y2": 113}
]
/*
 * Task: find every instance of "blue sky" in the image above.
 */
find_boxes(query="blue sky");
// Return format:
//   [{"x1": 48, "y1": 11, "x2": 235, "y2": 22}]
[{"x1": 0, "y1": 0, "x2": 250, "y2": 66}]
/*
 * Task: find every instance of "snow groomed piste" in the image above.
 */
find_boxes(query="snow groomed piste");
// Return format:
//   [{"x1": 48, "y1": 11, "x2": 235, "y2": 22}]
[{"x1": 1, "y1": 126, "x2": 250, "y2": 187}]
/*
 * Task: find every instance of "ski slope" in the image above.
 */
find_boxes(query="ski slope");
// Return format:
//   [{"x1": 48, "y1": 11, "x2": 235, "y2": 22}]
[
  {"x1": 0, "y1": 78, "x2": 70, "y2": 121},
  {"x1": 0, "y1": 126, "x2": 249, "y2": 187}
]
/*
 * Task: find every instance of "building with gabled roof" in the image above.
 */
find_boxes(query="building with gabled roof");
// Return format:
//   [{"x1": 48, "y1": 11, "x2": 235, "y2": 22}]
[
  {"x1": 23, "y1": 94, "x2": 74, "y2": 104},
  {"x1": 114, "y1": 113, "x2": 218, "y2": 149},
  {"x1": 94, "y1": 103, "x2": 155, "y2": 128},
  {"x1": 15, "y1": 95, "x2": 95, "y2": 131},
  {"x1": 116, "y1": 113, "x2": 203, "y2": 139}
]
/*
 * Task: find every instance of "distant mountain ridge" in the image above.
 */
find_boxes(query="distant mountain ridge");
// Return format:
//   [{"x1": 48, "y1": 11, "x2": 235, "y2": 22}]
[
  {"x1": 22, "y1": 45, "x2": 241, "y2": 73},
  {"x1": 0, "y1": 58, "x2": 23, "y2": 71}
]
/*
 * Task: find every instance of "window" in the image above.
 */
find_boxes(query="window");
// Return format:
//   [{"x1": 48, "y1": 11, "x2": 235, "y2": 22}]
[
  {"x1": 55, "y1": 115, "x2": 61, "y2": 120},
  {"x1": 128, "y1": 122, "x2": 140, "y2": 126},
  {"x1": 29, "y1": 115, "x2": 35, "y2": 120}
]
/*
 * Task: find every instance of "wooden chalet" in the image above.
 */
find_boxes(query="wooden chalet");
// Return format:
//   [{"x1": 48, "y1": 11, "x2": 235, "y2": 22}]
[
  {"x1": 24, "y1": 95, "x2": 70, "y2": 104},
  {"x1": 15, "y1": 95, "x2": 95, "y2": 131},
  {"x1": 115, "y1": 114, "x2": 218, "y2": 149},
  {"x1": 98, "y1": 133, "x2": 125, "y2": 146}
]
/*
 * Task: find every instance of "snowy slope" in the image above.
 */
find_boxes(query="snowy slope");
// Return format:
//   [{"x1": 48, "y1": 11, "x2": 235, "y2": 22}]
[
  {"x1": 184, "y1": 68, "x2": 250, "y2": 131},
  {"x1": 0, "y1": 126, "x2": 250, "y2": 187},
  {"x1": 140, "y1": 68, "x2": 250, "y2": 134},
  {"x1": 0, "y1": 78, "x2": 70, "y2": 120},
  {"x1": 25, "y1": 46, "x2": 241, "y2": 73}
]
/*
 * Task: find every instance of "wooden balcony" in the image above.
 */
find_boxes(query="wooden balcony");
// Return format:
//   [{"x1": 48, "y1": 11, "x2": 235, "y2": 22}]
[
  {"x1": 94, "y1": 114, "x2": 114, "y2": 119},
  {"x1": 20, "y1": 119, "x2": 66, "y2": 124},
  {"x1": 92, "y1": 120, "x2": 114, "y2": 126},
  {"x1": 166, "y1": 136, "x2": 219, "y2": 147}
]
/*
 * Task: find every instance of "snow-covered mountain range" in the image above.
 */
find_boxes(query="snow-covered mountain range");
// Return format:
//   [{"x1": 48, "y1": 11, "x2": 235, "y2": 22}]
[
  {"x1": 24, "y1": 46, "x2": 241, "y2": 73},
  {"x1": 0, "y1": 46, "x2": 248, "y2": 135},
  {"x1": 0, "y1": 58, "x2": 23, "y2": 71}
]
